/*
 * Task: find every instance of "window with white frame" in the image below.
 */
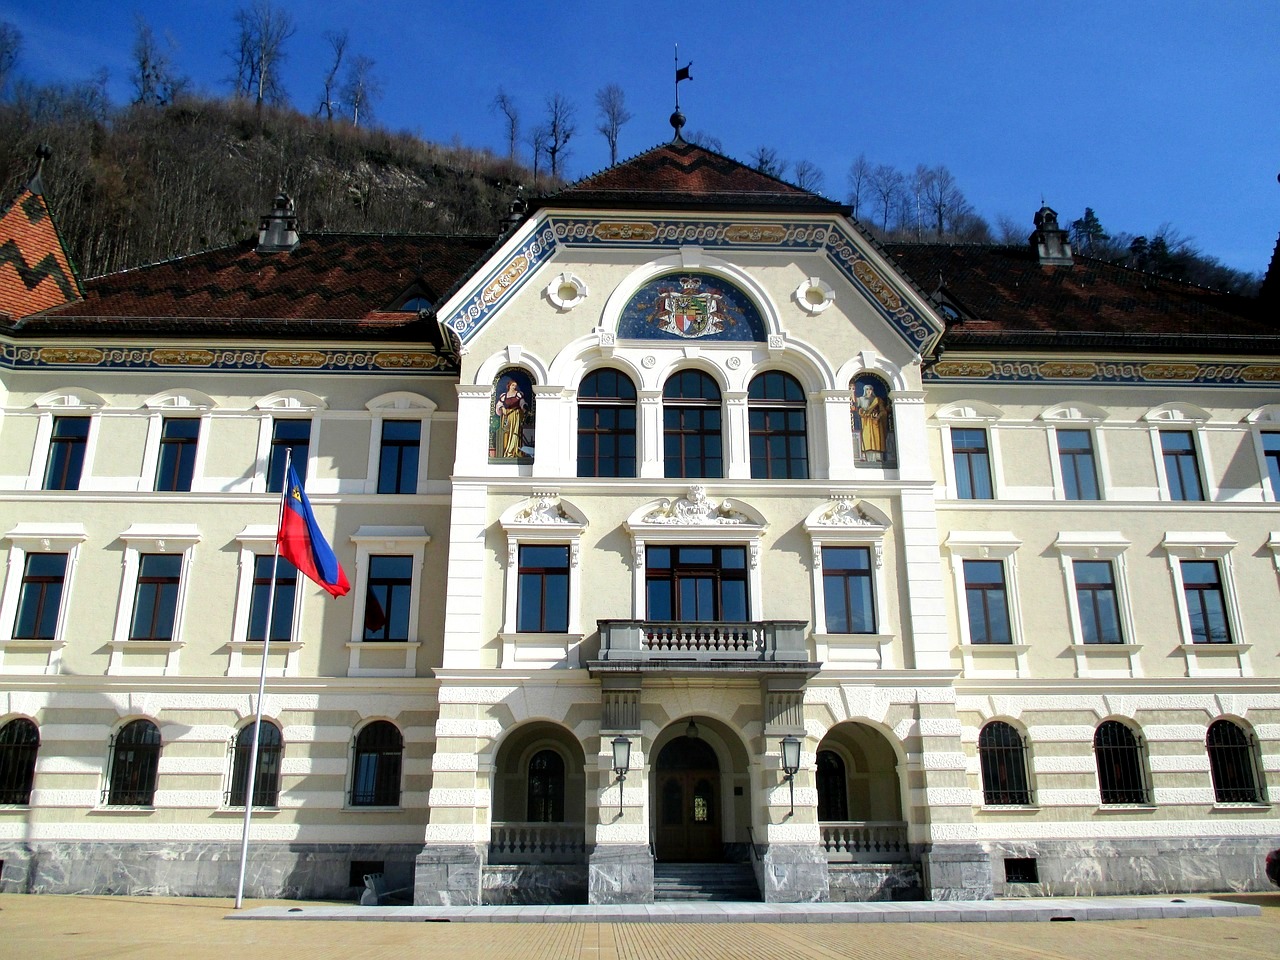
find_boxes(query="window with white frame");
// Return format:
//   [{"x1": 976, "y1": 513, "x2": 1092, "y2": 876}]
[
  {"x1": 109, "y1": 524, "x2": 200, "y2": 676},
  {"x1": 140, "y1": 390, "x2": 214, "y2": 494},
  {"x1": 1144, "y1": 403, "x2": 1211, "y2": 502},
  {"x1": 347, "y1": 526, "x2": 429, "y2": 677},
  {"x1": 27, "y1": 389, "x2": 104, "y2": 491},
  {"x1": 1052, "y1": 532, "x2": 1135, "y2": 648},
  {"x1": 228, "y1": 526, "x2": 305, "y2": 678},
  {"x1": 1161, "y1": 532, "x2": 1242, "y2": 647},
  {"x1": 1244, "y1": 405, "x2": 1280, "y2": 502},
  {"x1": 365, "y1": 392, "x2": 435, "y2": 495},
  {"x1": 1041, "y1": 403, "x2": 1109, "y2": 502},
  {"x1": 253, "y1": 392, "x2": 324, "y2": 493},
  {"x1": 944, "y1": 532, "x2": 1024, "y2": 652},
  {"x1": 936, "y1": 402, "x2": 1002, "y2": 500},
  {"x1": 0, "y1": 524, "x2": 88, "y2": 674},
  {"x1": 804, "y1": 497, "x2": 889, "y2": 638}
]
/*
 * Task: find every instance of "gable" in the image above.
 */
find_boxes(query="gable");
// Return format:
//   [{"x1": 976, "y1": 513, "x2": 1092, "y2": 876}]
[{"x1": 0, "y1": 185, "x2": 82, "y2": 320}]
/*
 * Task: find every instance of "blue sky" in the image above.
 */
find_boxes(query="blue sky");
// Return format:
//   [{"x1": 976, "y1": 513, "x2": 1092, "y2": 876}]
[{"x1": 2, "y1": 1, "x2": 1277, "y2": 275}]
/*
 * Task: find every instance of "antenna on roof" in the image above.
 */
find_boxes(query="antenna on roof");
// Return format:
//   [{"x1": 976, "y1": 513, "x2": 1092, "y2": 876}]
[{"x1": 671, "y1": 45, "x2": 692, "y2": 142}]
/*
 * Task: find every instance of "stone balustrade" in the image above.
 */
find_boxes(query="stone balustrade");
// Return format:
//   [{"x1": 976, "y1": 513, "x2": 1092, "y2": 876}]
[
  {"x1": 819, "y1": 821, "x2": 911, "y2": 862},
  {"x1": 597, "y1": 619, "x2": 809, "y2": 664},
  {"x1": 488, "y1": 822, "x2": 587, "y2": 864}
]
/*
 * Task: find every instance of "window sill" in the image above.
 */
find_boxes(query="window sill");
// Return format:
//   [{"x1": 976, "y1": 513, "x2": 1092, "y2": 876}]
[
  {"x1": 110, "y1": 639, "x2": 184, "y2": 651},
  {"x1": 228, "y1": 639, "x2": 303, "y2": 651},
  {"x1": 1210, "y1": 802, "x2": 1271, "y2": 812},
  {"x1": 1070, "y1": 642, "x2": 1142, "y2": 652},
  {"x1": 978, "y1": 804, "x2": 1040, "y2": 813},
  {"x1": 345, "y1": 641, "x2": 422, "y2": 650},
  {"x1": 1, "y1": 637, "x2": 65, "y2": 649},
  {"x1": 1094, "y1": 804, "x2": 1157, "y2": 813},
  {"x1": 216, "y1": 806, "x2": 281, "y2": 814},
  {"x1": 501, "y1": 632, "x2": 582, "y2": 669},
  {"x1": 343, "y1": 804, "x2": 404, "y2": 813},
  {"x1": 967, "y1": 643, "x2": 1030, "y2": 652},
  {"x1": 89, "y1": 805, "x2": 156, "y2": 814},
  {"x1": 1178, "y1": 642, "x2": 1251, "y2": 652}
]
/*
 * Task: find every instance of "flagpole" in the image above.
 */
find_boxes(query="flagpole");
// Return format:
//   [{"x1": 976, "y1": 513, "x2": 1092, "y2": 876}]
[{"x1": 234, "y1": 449, "x2": 289, "y2": 909}]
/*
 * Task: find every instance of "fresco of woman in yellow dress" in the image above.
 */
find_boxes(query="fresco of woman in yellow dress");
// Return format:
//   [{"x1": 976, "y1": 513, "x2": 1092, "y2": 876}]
[
  {"x1": 490, "y1": 368, "x2": 534, "y2": 462},
  {"x1": 851, "y1": 374, "x2": 895, "y2": 467}
]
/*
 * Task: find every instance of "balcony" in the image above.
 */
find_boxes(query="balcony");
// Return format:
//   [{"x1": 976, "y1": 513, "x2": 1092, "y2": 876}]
[
  {"x1": 592, "y1": 619, "x2": 817, "y2": 675},
  {"x1": 820, "y1": 821, "x2": 912, "y2": 863},
  {"x1": 489, "y1": 822, "x2": 587, "y2": 864}
]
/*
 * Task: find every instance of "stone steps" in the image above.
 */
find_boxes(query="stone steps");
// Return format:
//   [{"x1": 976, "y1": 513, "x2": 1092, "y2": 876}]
[{"x1": 653, "y1": 862, "x2": 759, "y2": 902}]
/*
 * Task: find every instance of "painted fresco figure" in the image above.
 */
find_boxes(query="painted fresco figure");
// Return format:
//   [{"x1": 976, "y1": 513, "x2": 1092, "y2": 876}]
[
  {"x1": 490, "y1": 369, "x2": 534, "y2": 461},
  {"x1": 851, "y1": 375, "x2": 895, "y2": 466}
]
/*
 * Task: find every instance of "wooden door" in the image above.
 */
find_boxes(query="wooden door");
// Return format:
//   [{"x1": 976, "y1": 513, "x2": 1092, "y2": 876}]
[{"x1": 653, "y1": 736, "x2": 721, "y2": 862}]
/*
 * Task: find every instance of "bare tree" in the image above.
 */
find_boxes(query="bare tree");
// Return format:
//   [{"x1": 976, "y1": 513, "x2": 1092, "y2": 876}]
[
  {"x1": 685, "y1": 130, "x2": 722, "y2": 151},
  {"x1": 228, "y1": 0, "x2": 295, "y2": 107},
  {"x1": 542, "y1": 93, "x2": 576, "y2": 180},
  {"x1": 342, "y1": 54, "x2": 381, "y2": 127},
  {"x1": 528, "y1": 125, "x2": 548, "y2": 183},
  {"x1": 316, "y1": 29, "x2": 348, "y2": 120},
  {"x1": 130, "y1": 16, "x2": 186, "y2": 107},
  {"x1": 923, "y1": 165, "x2": 971, "y2": 238},
  {"x1": 594, "y1": 83, "x2": 631, "y2": 166},
  {"x1": 750, "y1": 146, "x2": 786, "y2": 179},
  {"x1": 0, "y1": 21, "x2": 21, "y2": 99},
  {"x1": 491, "y1": 88, "x2": 520, "y2": 161},
  {"x1": 994, "y1": 213, "x2": 1025, "y2": 245},
  {"x1": 846, "y1": 153, "x2": 871, "y2": 220},
  {"x1": 792, "y1": 159, "x2": 825, "y2": 193},
  {"x1": 868, "y1": 163, "x2": 904, "y2": 232}
]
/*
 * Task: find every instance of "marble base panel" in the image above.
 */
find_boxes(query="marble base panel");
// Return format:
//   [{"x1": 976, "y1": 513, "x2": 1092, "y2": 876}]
[
  {"x1": 756, "y1": 842, "x2": 830, "y2": 903},
  {"x1": 920, "y1": 843, "x2": 994, "y2": 901},
  {"x1": 588, "y1": 844, "x2": 654, "y2": 904},
  {"x1": 482, "y1": 864, "x2": 588, "y2": 905},
  {"x1": 984, "y1": 836, "x2": 1279, "y2": 897},
  {"x1": 827, "y1": 862, "x2": 924, "y2": 902},
  {"x1": 414, "y1": 844, "x2": 484, "y2": 906},
  {"x1": 0, "y1": 841, "x2": 418, "y2": 899}
]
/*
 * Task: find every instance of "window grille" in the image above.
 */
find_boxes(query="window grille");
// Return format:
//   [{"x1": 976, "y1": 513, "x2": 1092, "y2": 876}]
[
  {"x1": 105, "y1": 719, "x2": 162, "y2": 805},
  {"x1": 978, "y1": 721, "x2": 1032, "y2": 805},
  {"x1": 1093, "y1": 720, "x2": 1148, "y2": 804},
  {"x1": 226, "y1": 721, "x2": 283, "y2": 807},
  {"x1": 0, "y1": 718, "x2": 39, "y2": 804},
  {"x1": 1206, "y1": 719, "x2": 1263, "y2": 803},
  {"x1": 350, "y1": 721, "x2": 402, "y2": 806}
]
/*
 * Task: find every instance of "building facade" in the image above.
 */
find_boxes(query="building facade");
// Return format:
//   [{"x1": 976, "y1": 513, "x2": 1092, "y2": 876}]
[{"x1": 0, "y1": 139, "x2": 1277, "y2": 903}]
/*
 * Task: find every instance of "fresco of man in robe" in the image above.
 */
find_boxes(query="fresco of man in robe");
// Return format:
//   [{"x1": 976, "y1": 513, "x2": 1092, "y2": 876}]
[{"x1": 851, "y1": 377, "x2": 894, "y2": 466}]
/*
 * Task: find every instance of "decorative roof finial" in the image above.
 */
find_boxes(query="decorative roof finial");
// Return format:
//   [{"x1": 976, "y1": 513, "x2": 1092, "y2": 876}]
[
  {"x1": 27, "y1": 144, "x2": 52, "y2": 194},
  {"x1": 672, "y1": 44, "x2": 692, "y2": 143}
]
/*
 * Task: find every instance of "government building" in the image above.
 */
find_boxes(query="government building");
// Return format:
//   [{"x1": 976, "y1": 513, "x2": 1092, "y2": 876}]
[{"x1": 0, "y1": 128, "x2": 1276, "y2": 903}]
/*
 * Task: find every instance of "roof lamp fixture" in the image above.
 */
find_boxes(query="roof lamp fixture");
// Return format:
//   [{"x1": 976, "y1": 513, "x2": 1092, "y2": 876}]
[
  {"x1": 611, "y1": 736, "x2": 632, "y2": 817},
  {"x1": 546, "y1": 272, "x2": 589, "y2": 312},
  {"x1": 780, "y1": 735, "x2": 802, "y2": 817},
  {"x1": 793, "y1": 277, "x2": 834, "y2": 315},
  {"x1": 686, "y1": 718, "x2": 699, "y2": 740}
]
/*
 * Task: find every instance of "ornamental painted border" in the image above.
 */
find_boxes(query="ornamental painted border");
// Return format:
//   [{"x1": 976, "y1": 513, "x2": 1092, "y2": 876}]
[
  {"x1": 926, "y1": 358, "x2": 1280, "y2": 387},
  {"x1": 440, "y1": 215, "x2": 939, "y2": 350},
  {"x1": 0, "y1": 343, "x2": 458, "y2": 374}
]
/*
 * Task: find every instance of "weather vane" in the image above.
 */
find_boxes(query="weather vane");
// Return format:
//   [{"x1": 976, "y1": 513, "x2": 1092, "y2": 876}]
[{"x1": 672, "y1": 45, "x2": 692, "y2": 140}]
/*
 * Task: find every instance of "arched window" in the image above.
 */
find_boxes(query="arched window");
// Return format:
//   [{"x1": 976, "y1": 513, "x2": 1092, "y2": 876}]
[
  {"x1": 107, "y1": 719, "x2": 162, "y2": 806},
  {"x1": 578, "y1": 369, "x2": 637, "y2": 478},
  {"x1": 228, "y1": 720, "x2": 283, "y2": 807},
  {"x1": 0, "y1": 718, "x2": 39, "y2": 804},
  {"x1": 1206, "y1": 719, "x2": 1264, "y2": 803},
  {"x1": 816, "y1": 749, "x2": 848, "y2": 821},
  {"x1": 663, "y1": 370, "x2": 722, "y2": 478},
  {"x1": 748, "y1": 371, "x2": 808, "y2": 479},
  {"x1": 1093, "y1": 720, "x2": 1148, "y2": 805},
  {"x1": 351, "y1": 721, "x2": 403, "y2": 806},
  {"x1": 978, "y1": 721, "x2": 1032, "y2": 805},
  {"x1": 527, "y1": 749, "x2": 565, "y2": 822}
]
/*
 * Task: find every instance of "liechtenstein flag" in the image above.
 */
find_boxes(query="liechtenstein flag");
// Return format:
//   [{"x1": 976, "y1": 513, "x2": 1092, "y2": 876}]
[{"x1": 277, "y1": 464, "x2": 350, "y2": 597}]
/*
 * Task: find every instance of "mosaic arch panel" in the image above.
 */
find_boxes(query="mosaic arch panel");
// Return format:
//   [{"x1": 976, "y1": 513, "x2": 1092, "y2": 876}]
[
  {"x1": 489, "y1": 367, "x2": 536, "y2": 463},
  {"x1": 617, "y1": 272, "x2": 768, "y2": 343},
  {"x1": 850, "y1": 373, "x2": 896, "y2": 467}
]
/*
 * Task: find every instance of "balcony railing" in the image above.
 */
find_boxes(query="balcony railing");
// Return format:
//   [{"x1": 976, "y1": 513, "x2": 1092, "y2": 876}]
[
  {"x1": 819, "y1": 820, "x2": 911, "y2": 862},
  {"x1": 597, "y1": 619, "x2": 809, "y2": 665},
  {"x1": 489, "y1": 822, "x2": 587, "y2": 864}
]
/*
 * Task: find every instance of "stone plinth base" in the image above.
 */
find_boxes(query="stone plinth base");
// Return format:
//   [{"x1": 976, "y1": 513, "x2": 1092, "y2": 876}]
[
  {"x1": 757, "y1": 842, "x2": 830, "y2": 903},
  {"x1": 483, "y1": 864, "x2": 588, "y2": 904},
  {"x1": 827, "y1": 861, "x2": 924, "y2": 901},
  {"x1": 414, "y1": 844, "x2": 485, "y2": 905},
  {"x1": 588, "y1": 844, "x2": 653, "y2": 903},
  {"x1": 920, "y1": 843, "x2": 993, "y2": 901}
]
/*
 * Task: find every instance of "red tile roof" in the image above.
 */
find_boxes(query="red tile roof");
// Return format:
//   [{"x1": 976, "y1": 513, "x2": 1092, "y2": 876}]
[{"x1": 0, "y1": 182, "x2": 82, "y2": 321}]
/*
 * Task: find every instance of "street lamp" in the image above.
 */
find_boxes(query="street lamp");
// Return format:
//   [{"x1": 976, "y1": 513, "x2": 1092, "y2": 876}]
[
  {"x1": 611, "y1": 736, "x2": 631, "y2": 817},
  {"x1": 780, "y1": 735, "x2": 801, "y2": 817}
]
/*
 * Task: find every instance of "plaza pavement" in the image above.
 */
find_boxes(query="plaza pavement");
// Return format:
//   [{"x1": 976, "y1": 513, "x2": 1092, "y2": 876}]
[{"x1": 0, "y1": 892, "x2": 1276, "y2": 960}]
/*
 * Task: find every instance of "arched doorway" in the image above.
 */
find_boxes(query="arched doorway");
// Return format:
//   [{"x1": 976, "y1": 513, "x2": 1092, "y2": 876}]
[{"x1": 654, "y1": 735, "x2": 721, "y2": 862}]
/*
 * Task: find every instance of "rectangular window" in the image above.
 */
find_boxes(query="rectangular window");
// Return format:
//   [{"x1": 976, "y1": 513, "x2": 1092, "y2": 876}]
[
  {"x1": 952, "y1": 428, "x2": 993, "y2": 499},
  {"x1": 645, "y1": 545, "x2": 748, "y2": 622},
  {"x1": 43, "y1": 416, "x2": 90, "y2": 490},
  {"x1": 247, "y1": 555, "x2": 297, "y2": 642},
  {"x1": 377, "y1": 420, "x2": 420, "y2": 494},
  {"x1": 1262, "y1": 433, "x2": 1280, "y2": 497},
  {"x1": 129, "y1": 554, "x2": 182, "y2": 641},
  {"x1": 363, "y1": 555, "x2": 412, "y2": 641},
  {"x1": 154, "y1": 418, "x2": 200, "y2": 492},
  {"x1": 1057, "y1": 429, "x2": 1099, "y2": 500},
  {"x1": 1161, "y1": 430, "x2": 1203, "y2": 501},
  {"x1": 14, "y1": 553, "x2": 68, "y2": 639},
  {"x1": 1181, "y1": 560, "x2": 1231, "y2": 643},
  {"x1": 1073, "y1": 560, "x2": 1122, "y2": 644},
  {"x1": 963, "y1": 559, "x2": 1011, "y2": 644},
  {"x1": 267, "y1": 419, "x2": 310, "y2": 493},
  {"x1": 517, "y1": 545, "x2": 570, "y2": 633},
  {"x1": 822, "y1": 546, "x2": 875, "y2": 634}
]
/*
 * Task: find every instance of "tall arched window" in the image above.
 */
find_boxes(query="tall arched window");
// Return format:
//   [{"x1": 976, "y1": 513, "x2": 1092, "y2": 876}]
[
  {"x1": 1206, "y1": 719, "x2": 1263, "y2": 803},
  {"x1": 527, "y1": 749, "x2": 566, "y2": 822},
  {"x1": 1093, "y1": 720, "x2": 1148, "y2": 805},
  {"x1": 663, "y1": 370, "x2": 722, "y2": 478},
  {"x1": 107, "y1": 719, "x2": 162, "y2": 806},
  {"x1": 748, "y1": 371, "x2": 808, "y2": 479},
  {"x1": 978, "y1": 721, "x2": 1031, "y2": 805},
  {"x1": 578, "y1": 369, "x2": 637, "y2": 477},
  {"x1": 816, "y1": 749, "x2": 848, "y2": 821},
  {"x1": 351, "y1": 721, "x2": 403, "y2": 806},
  {"x1": 0, "y1": 717, "x2": 39, "y2": 804},
  {"x1": 228, "y1": 720, "x2": 283, "y2": 807}
]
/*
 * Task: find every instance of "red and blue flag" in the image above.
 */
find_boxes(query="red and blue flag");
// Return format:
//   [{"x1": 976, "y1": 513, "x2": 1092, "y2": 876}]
[{"x1": 277, "y1": 464, "x2": 350, "y2": 597}]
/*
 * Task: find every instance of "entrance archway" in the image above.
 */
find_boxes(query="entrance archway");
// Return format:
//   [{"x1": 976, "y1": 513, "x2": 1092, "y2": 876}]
[{"x1": 653, "y1": 735, "x2": 721, "y2": 862}]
